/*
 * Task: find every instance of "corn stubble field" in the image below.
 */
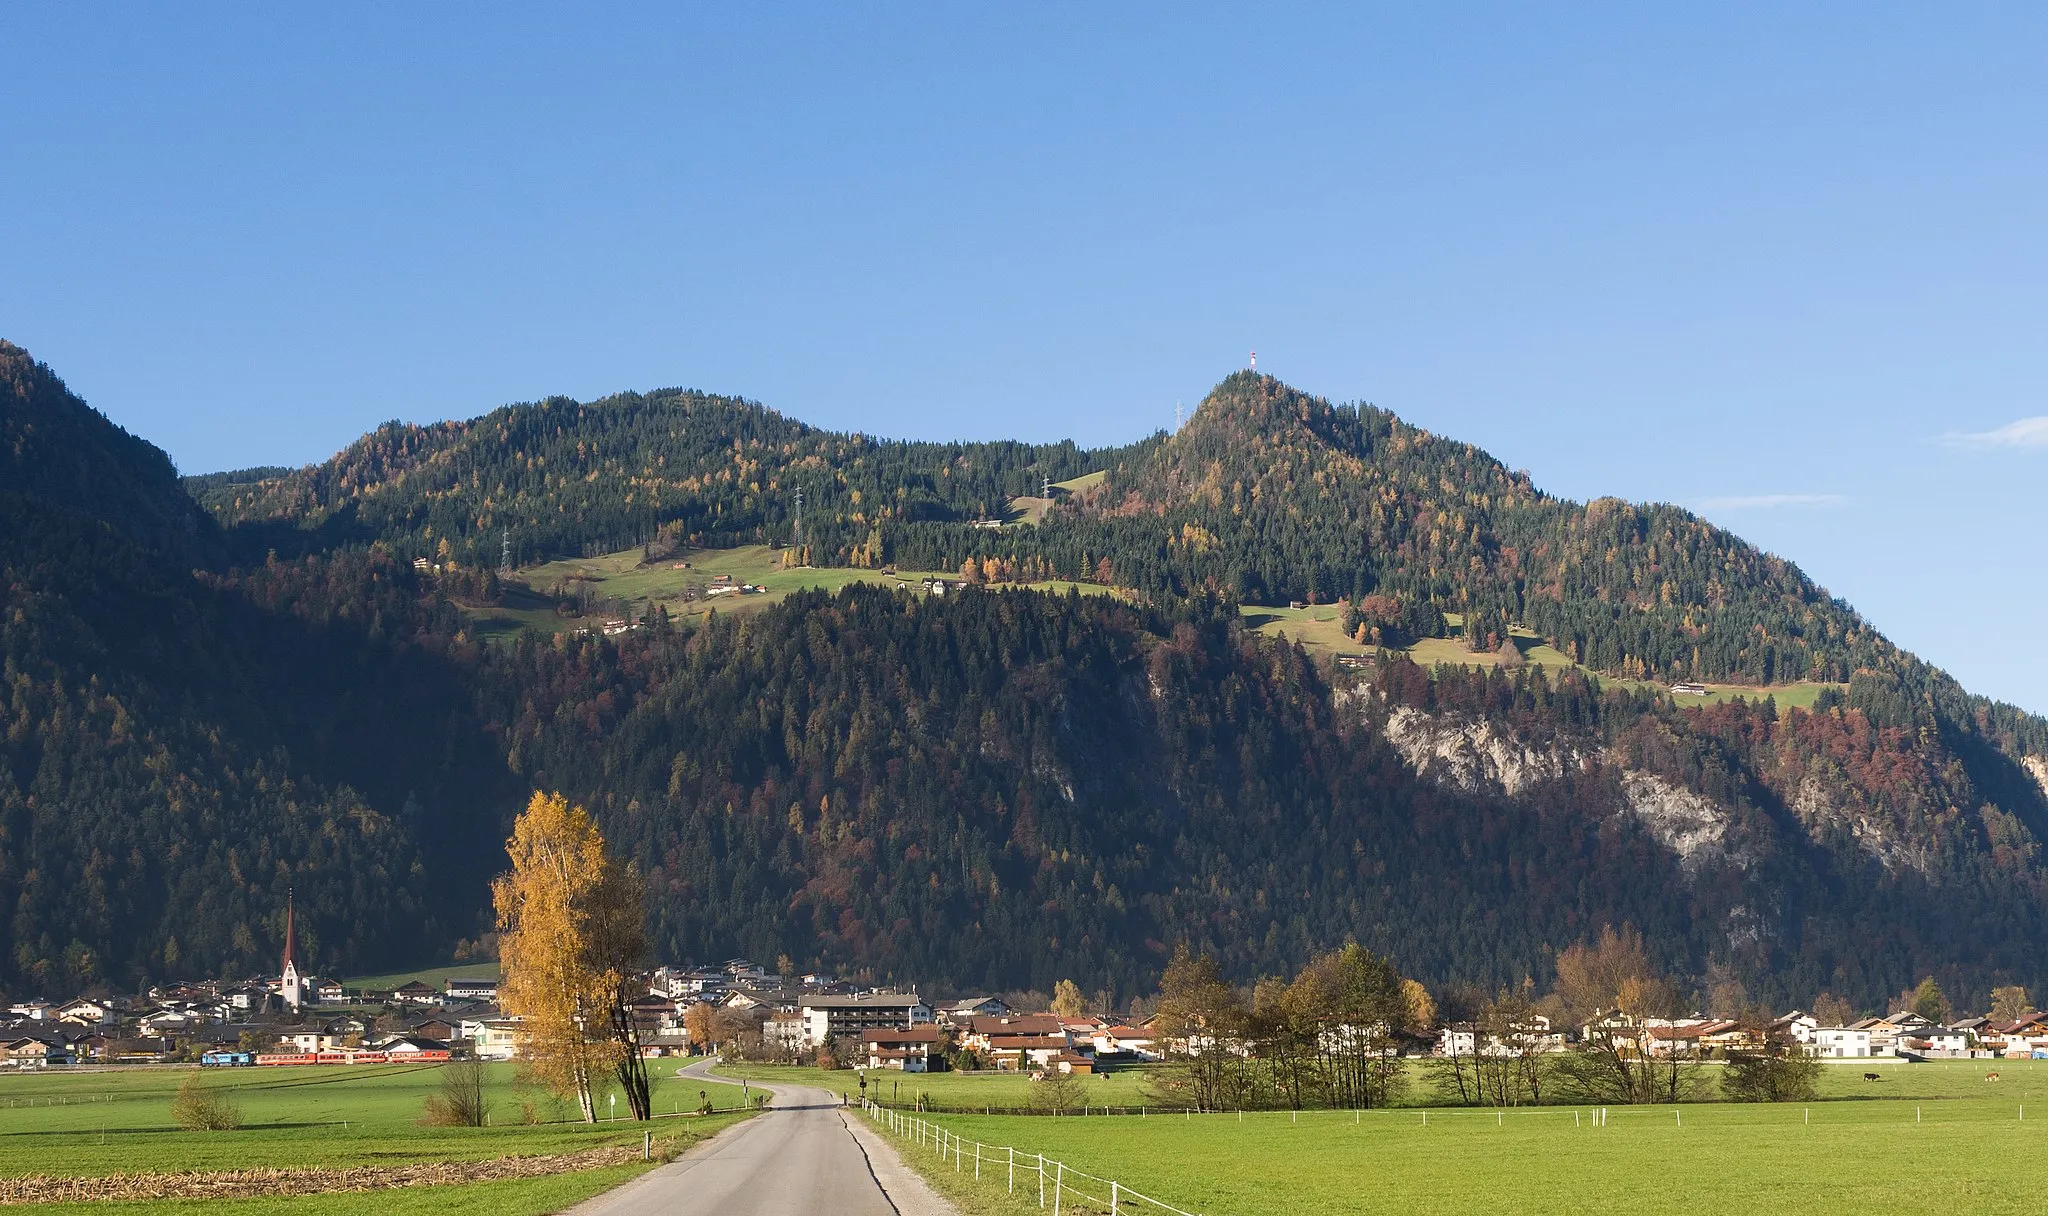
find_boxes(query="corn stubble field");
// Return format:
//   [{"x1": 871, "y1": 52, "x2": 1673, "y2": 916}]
[
  {"x1": 0, "y1": 1062, "x2": 750, "y2": 1215},
  {"x1": 791, "y1": 1061, "x2": 2048, "y2": 1216}
]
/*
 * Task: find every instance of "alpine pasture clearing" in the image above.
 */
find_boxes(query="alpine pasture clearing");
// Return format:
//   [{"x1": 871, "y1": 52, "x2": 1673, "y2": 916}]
[
  {"x1": 471, "y1": 543, "x2": 1112, "y2": 639},
  {"x1": 889, "y1": 1076, "x2": 2048, "y2": 1216},
  {"x1": 0, "y1": 1062, "x2": 750, "y2": 1214},
  {"x1": 1245, "y1": 604, "x2": 1842, "y2": 709}
]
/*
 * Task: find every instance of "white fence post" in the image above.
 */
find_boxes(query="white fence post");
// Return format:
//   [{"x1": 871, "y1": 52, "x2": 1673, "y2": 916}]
[
  {"x1": 975, "y1": 1141, "x2": 981, "y2": 1180},
  {"x1": 1039, "y1": 1153, "x2": 1046, "y2": 1208},
  {"x1": 1009, "y1": 1145, "x2": 1015, "y2": 1194},
  {"x1": 1054, "y1": 1160, "x2": 1065, "y2": 1216},
  {"x1": 1111, "y1": 1179, "x2": 1121, "y2": 1215}
]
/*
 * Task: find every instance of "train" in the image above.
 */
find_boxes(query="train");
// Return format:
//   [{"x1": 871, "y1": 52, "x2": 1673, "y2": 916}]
[{"x1": 247, "y1": 1049, "x2": 452, "y2": 1066}]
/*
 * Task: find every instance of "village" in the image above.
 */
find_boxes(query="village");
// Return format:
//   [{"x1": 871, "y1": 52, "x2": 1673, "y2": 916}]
[{"x1": 8, "y1": 948, "x2": 2048, "y2": 1076}]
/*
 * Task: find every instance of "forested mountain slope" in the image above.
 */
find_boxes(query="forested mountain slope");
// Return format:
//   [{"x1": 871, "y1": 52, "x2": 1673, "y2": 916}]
[
  {"x1": 0, "y1": 346, "x2": 512, "y2": 991},
  {"x1": 193, "y1": 389, "x2": 1114, "y2": 567},
  {"x1": 8, "y1": 340, "x2": 2048, "y2": 1014}
]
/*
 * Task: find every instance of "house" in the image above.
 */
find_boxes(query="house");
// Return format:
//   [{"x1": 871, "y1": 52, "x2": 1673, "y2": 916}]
[
  {"x1": 764, "y1": 1012, "x2": 808, "y2": 1054},
  {"x1": 943, "y1": 997, "x2": 1011, "y2": 1023},
  {"x1": 54, "y1": 999, "x2": 116, "y2": 1026},
  {"x1": 444, "y1": 977, "x2": 498, "y2": 1002},
  {"x1": 1090, "y1": 1025, "x2": 1161, "y2": 1062},
  {"x1": 3, "y1": 1036, "x2": 74, "y2": 1067},
  {"x1": 985, "y1": 1034, "x2": 1071, "y2": 1072},
  {"x1": 799, "y1": 993, "x2": 932, "y2": 1047},
  {"x1": 222, "y1": 986, "x2": 266, "y2": 1012},
  {"x1": 406, "y1": 1017, "x2": 459, "y2": 1043},
  {"x1": 1670, "y1": 682, "x2": 1709, "y2": 696},
  {"x1": 283, "y1": 1032, "x2": 339, "y2": 1054},
  {"x1": 1810, "y1": 1026, "x2": 1874, "y2": 1058},
  {"x1": 1849, "y1": 1016, "x2": 1908, "y2": 1056},
  {"x1": 862, "y1": 1025, "x2": 942, "y2": 1072},
  {"x1": 1053, "y1": 1051, "x2": 1096, "y2": 1075},
  {"x1": 1437, "y1": 1014, "x2": 1564, "y2": 1058},
  {"x1": 378, "y1": 1035, "x2": 445, "y2": 1056},
  {"x1": 138, "y1": 1008, "x2": 201, "y2": 1033},
  {"x1": 392, "y1": 981, "x2": 441, "y2": 1007},
  {"x1": 723, "y1": 959, "x2": 770, "y2": 985},
  {"x1": 1899, "y1": 1026, "x2": 1971, "y2": 1058},
  {"x1": 313, "y1": 980, "x2": 346, "y2": 1005},
  {"x1": 627, "y1": 993, "x2": 679, "y2": 1034},
  {"x1": 958, "y1": 1014, "x2": 1064, "y2": 1055},
  {"x1": 721, "y1": 988, "x2": 795, "y2": 1015},
  {"x1": 1772, "y1": 1011, "x2": 1819, "y2": 1045},
  {"x1": 464, "y1": 1017, "x2": 521, "y2": 1061}
]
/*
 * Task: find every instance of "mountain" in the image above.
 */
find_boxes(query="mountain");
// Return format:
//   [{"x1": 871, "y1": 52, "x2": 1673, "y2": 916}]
[
  {"x1": 0, "y1": 344, "x2": 513, "y2": 992},
  {"x1": 8, "y1": 340, "x2": 2048, "y2": 1013}
]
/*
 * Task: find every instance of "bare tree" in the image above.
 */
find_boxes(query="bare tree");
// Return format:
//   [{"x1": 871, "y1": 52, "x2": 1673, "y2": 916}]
[{"x1": 422, "y1": 1058, "x2": 490, "y2": 1126}]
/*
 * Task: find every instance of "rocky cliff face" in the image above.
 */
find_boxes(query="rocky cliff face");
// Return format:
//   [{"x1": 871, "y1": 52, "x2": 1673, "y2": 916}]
[{"x1": 1373, "y1": 700, "x2": 1755, "y2": 873}]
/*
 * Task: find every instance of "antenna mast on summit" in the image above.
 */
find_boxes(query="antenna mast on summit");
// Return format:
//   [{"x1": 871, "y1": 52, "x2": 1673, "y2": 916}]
[
  {"x1": 1174, "y1": 400, "x2": 1184, "y2": 432},
  {"x1": 1249, "y1": 349, "x2": 1257, "y2": 374}
]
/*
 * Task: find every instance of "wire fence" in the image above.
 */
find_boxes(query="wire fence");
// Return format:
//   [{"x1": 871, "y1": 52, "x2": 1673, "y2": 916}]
[{"x1": 861, "y1": 1097, "x2": 1202, "y2": 1216}]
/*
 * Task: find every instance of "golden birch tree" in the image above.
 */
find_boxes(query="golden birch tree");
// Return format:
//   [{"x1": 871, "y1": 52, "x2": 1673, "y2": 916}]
[{"x1": 493, "y1": 791, "x2": 651, "y2": 1122}]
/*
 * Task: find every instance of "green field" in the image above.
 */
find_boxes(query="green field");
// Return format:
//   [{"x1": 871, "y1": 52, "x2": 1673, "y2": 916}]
[
  {"x1": 467, "y1": 543, "x2": 1113, "y2": 640},
  {"x1": 0, "y1": 1062, "x2": 750, "y2": 1214},
  {"x1": 345, "y1": 961, "x2": 500, "y2": 991},
  {"x1": 867, "y1": 1061, "x2": 2048, "y2": 1216},
  {"x1": 1244, "y1": 605, "x2": 1843, "y2": 709}
]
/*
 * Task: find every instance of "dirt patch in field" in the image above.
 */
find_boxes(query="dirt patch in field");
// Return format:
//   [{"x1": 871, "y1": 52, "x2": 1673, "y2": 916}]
[{"x1": 0, "y1": 1142, "x2": 654, "y2": 1204}]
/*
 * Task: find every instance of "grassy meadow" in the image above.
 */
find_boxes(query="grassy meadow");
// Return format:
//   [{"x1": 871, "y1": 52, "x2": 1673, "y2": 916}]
[
  {"x1": 468, "y1": 543, "x2": 1112, "y2": 640},
  {"x1": 869, "y1": 1061, "x2": 2048, "y2": 1216},
  {"x1": 0, "y1": 1061, "x2": 751, "y2": 1214},
  {"x1": 1244, "y1": 604, "x2": 1843, "y2": 708},
  {"x1": 343, "y1": 962, "x2": 500, "y2": 991}
]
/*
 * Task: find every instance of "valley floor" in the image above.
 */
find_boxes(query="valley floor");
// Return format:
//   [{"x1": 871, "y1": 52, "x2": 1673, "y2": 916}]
[
  {"x1": 0, "y1": 1062, "x2": 752, "y2": 1215},
  {"x1": 762, "y1": 1061, "x2": 2048, "y2": 1216}
]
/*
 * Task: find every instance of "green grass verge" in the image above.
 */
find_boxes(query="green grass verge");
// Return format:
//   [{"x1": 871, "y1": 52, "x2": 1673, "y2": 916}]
[
  {"x1": 863, "y1": 1062, "x2": 2048, "y2": 1216},
  {"x1": 0, "y1": 1062, "x2": 750, "y2": 1178}
]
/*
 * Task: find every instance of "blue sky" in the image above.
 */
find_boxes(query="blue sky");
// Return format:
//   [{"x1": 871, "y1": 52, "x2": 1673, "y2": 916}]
[{"x1": 4, "y1": 3, "x2": 2044, "y2": 711}]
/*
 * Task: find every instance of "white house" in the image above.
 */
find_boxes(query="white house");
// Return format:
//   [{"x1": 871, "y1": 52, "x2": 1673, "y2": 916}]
[
  {"x1": 1810, "y1": 1026, "x2": 1874, "y2": 1058},
  {"x1": 799, "y1": 993, "x2": 931, "y2": 1048},
  {"x1": 464, "y1": 1017, "x2": 522, "y2": 1061}
]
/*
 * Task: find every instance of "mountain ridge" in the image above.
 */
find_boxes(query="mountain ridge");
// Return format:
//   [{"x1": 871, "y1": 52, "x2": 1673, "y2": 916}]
[{"x1": 6, "y1": 338, "x2": 2048, "y2": 1013}]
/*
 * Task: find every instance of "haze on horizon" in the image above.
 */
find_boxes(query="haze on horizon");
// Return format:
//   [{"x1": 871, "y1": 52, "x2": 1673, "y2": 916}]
[{"x1": 3, "y1": 3, "x2": 2043, "y2": 712}]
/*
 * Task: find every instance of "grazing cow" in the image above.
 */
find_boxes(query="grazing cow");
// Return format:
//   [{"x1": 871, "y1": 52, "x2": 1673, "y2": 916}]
[
  {"x1": 1864, "y1": 1072, "x2": 1882, "y2": 1081},
  {"x1": 1987, "y1": 1071, "x2": 2002, "y2": 1082}
]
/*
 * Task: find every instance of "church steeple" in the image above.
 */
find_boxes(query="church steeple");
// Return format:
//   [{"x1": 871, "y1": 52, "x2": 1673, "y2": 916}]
[{"x1": 279, "y1": 887, "x2": 304, "y2": 1011}]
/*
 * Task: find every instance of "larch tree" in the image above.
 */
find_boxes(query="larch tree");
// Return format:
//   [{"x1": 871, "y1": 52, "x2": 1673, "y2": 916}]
[
  {"x1": 493, "y1": 791, "x2": 652, "y2": 1122},
  {"x1": 1051, "y1": 978, "x2": 1087, "y2": 1018}
]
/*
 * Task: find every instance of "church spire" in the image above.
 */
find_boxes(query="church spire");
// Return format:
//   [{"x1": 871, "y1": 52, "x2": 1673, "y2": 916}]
[{"x1": 280, "y1": 887, "x2": 303, "y2": 1011}]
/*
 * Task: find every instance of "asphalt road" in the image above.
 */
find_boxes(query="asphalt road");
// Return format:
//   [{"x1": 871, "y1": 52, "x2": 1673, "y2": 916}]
[{"x1": 567, "y1": 1060, "x2": 935, "y2": 1216}]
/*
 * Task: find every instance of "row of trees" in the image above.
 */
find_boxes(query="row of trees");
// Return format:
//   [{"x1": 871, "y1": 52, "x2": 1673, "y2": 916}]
[{"x1": 1147, "y1": 944, "x2": 1431, "y2": 1111}]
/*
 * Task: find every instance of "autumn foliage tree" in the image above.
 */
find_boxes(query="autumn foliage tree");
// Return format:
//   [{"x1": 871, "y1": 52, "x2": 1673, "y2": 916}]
[{"x1": 493, "y1": 791, "x2": 652, "y2": 1121}]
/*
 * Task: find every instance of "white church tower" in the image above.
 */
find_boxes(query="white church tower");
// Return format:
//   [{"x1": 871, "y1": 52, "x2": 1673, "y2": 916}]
[{"x1": 279, "y1": 888, "x2": 304, "y2": 1012}]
